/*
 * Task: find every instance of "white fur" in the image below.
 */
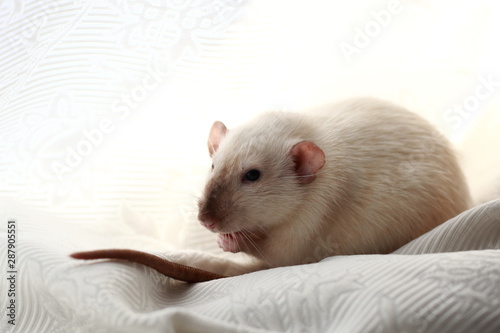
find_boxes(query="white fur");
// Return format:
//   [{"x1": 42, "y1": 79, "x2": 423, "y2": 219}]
[{"x1": 199, "y1": 97, "x2": 472, "y2": 268}]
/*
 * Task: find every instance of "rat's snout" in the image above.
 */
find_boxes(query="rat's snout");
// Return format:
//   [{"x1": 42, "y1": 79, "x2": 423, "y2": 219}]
[
  {"x1": 197, "y1": 184, "x2": 234, "y2": 232},
  {"x1": 198, "y1": 210, "x2": 217, "y2": 230},
  {"x1": 197, "y1": 192, "x2": 224, "y2": 231}
]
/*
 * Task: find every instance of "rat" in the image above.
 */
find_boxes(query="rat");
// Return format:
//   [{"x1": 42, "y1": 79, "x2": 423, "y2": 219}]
[
  {"x1": 197, "y1": 97, "x2": 472, "y2": 269},
  {"x1": 72, "y1": 97, "x2": 471, "y2": 282}
]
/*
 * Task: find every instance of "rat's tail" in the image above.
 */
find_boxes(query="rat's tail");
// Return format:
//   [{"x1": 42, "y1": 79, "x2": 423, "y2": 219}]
[{"x1": 71, "y1": 249, "x2": 226, "y2": 283}]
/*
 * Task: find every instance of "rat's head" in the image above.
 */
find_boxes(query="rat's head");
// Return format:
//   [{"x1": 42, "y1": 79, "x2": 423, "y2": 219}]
[{"x1": 197, "y1": 112, "x2": 325, "y2": 260}]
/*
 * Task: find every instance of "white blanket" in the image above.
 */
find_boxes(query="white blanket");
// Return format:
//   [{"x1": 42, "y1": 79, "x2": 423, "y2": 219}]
[
  {"x1": 1, "y1": 1, "x2": 500, "y2": 332},
  {"x1": 0, "y1": 200, "x2": 499, "y2": 332}
]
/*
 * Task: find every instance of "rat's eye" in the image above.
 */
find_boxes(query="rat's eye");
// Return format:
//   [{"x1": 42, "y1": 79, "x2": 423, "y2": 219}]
[
  {"x1": 244, "y1": 169, "x2": 261, "y2": 182},
  {"x1": 211, "y1": 163, "x2": 214, "y2": 170}
]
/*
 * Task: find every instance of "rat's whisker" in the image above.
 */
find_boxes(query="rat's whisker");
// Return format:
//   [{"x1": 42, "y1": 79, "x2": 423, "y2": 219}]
[{"x1": 240, "y1": 230, "x2": 271, "y2": 266}]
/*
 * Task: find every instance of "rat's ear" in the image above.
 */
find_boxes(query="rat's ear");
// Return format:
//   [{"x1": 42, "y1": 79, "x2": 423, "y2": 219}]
[
  {"x1": 290, "y1": 141, "x2": 325, "y2": 184},
  {"x1": 208, "y1": 121, "x2": 227, "y2": 157}
]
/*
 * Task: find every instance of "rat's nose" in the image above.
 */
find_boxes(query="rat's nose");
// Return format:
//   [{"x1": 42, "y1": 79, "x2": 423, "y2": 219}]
[
  {"x1": 198, "y1": 212, "x2": 216, "y2": 230},
  {"x1": 201, "y1": 221, "x2": 216, "y2": 229}
]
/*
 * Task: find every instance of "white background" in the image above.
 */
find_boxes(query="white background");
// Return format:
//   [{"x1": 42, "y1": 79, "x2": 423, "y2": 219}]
[
  {"x1": 1, "y1": 0, "x2": 499, "y2": 248},
  {"x1": 1, "y1": 1, "x2": 500, "y2": 332}
]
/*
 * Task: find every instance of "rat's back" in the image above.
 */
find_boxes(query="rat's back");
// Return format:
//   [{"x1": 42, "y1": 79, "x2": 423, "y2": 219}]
[{"x1": 305, "y1": 97, "x2": 472, "y2": 256}]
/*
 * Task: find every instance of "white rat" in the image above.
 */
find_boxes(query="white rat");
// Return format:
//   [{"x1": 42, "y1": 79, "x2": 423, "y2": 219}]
[
  {"x1": 71, "y1": 97, "x2": 473, "y2": 282},
  {"x1": 198, "y1": 97, "x2": 472, "y2": 269}
]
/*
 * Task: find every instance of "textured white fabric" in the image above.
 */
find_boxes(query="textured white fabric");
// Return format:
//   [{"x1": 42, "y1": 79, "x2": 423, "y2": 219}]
[
  {"x1": 0, "y1": 201, "x2": 500, "y2": 332},
  {"x1": 1, "y1": 1, "x2": 500, "y2": 332}
]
